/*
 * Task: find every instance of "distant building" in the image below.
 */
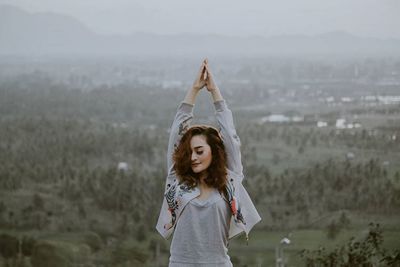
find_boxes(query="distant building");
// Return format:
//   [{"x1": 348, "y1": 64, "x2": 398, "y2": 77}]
[
  {"x1": 259, "y1": 114, "x2": 304, "y2": 123},
  {"x1": 117, "y1": 162, "x2": 129, "y2": 172},
  {"x1": 261, "y1": 115, "x2": 290, "y2": 123},
  {"x1": 346, "y1": 152, "x2": 355, "y2": 160},
  {"x1": 336, "y1": 119, "x2": 346, "y2": 129},
  {"x1": 362, "y1": 95, "x2": 400, "y2": 105},
  {"x1": 326, "y1": 96, "x2": 335, "y2": 103},
  {"x1": 335, "y1": 119, "x2": 361, "y2": 129},
  {"x1": 377, "y1": 96, "x2": 400, "y2": 105},
  {"x1": 292, "y1": 116, "x2": 304, "y2": 122},
  {"x1": 341, "y1": 97, "x2": 353, "y2": 103},
  {"x1": 317, "y1": 121, "x2": 328, "y2": 127}
]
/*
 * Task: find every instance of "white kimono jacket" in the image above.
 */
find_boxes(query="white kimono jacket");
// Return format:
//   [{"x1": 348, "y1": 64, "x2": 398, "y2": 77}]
[{"x1": 156, "y1": 100, "x2": 261, "y2": 240}]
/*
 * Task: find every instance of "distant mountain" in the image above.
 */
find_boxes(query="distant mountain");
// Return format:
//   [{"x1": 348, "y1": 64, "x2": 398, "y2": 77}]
[
  {"x1": 0, "y1": 5, "x2": 98, "y2": 55},
  {"x1": 1, "y1": 5, "x2": 400, "y2": 57}
]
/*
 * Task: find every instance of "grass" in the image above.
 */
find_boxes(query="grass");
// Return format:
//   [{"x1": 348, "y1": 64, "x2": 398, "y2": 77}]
[
  {"x1": 228, "y1": 228, "x2": 400, "y2": 266},
  {"x1": 3, "y1": 226, "x2": 399, "y2": 267}
]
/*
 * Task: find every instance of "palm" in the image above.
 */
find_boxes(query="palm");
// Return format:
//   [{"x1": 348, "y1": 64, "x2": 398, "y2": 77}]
[
  {"x1": 193, "y1": 63, "x2": 207, "y2": 90},
  {"x1": 204, "y1": 62, "x2": 217, "y2": 91}
]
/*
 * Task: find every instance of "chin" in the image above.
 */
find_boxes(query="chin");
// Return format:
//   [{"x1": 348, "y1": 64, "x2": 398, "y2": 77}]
[{"x1": 192, "y1": 167, "x2": 208, "y2": 174}]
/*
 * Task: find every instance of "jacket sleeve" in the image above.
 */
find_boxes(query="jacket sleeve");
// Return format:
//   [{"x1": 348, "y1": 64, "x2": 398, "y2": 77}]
[
  {"x1": 167, "y1": 102, "x2": 194, "y2": 177},
  {"x1": 214, "y1": 100, "x2": 244, "y2": 179},
  {"x1": 156, "y1": 102, "x2": 194, "y2": 240}
]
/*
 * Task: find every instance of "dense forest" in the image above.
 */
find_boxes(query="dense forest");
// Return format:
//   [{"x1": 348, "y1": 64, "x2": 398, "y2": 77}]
[{"x1": 0, "y1": 59, "x2": 399, "y2": 266}]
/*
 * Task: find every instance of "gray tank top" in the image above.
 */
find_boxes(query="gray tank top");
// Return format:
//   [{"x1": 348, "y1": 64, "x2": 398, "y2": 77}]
[{"x1": 169, "y1": 188, "x2": 233, "y2": 267}]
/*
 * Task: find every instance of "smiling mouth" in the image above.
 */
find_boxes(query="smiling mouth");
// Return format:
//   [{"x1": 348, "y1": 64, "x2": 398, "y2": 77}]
[{"x1": 192, "y1": 163, "x2": 201, "y2": 167}]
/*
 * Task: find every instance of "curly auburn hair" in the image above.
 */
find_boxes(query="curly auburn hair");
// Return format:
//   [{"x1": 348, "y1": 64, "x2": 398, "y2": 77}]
[{"x1": 173, "y1": 125, "x2": 228, "y2": 192}]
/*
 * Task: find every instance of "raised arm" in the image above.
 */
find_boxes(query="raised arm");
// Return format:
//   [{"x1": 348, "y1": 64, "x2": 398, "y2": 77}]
[
  {"x1": 166, "y1": 102, "x2": 193, "y2": 176},
  {"x1": 166, "y1": 61, "x2": 207, "y2": 176},
  {"x1": 205, "y1": 62, "x2": 244, "y2": 177}
]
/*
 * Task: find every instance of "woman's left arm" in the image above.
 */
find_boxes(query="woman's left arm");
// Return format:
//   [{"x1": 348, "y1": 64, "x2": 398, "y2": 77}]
[{"x1": 205, "y1": 63, "x2": 244, "y2": 177}]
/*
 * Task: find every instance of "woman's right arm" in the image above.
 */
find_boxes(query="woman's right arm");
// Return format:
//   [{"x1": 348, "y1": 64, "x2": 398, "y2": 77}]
[
  {"x1": 166, "y1": 61, "x2": 206, "y2": 176},
  {"x1": 166, "y1": 101, "x2": 193, "y2": 176}
]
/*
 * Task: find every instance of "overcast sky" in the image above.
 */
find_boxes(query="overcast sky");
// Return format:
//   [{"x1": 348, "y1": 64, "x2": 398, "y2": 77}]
[{"x1": 1, "y1": 0, "x2": 399, "y2": 38}]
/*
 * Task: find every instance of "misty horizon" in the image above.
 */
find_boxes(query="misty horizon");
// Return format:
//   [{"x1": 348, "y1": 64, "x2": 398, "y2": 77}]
[
  {"x1": 2, "y1": 4, "x2": 400, "y2": 58},
  {"x1": 0, "y1": 0, "x2": 399, "y2": 39}
]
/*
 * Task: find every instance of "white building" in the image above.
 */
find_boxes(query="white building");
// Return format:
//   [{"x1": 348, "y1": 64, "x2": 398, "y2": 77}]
[
  {"x1": 341, "y1": 97, "x2": 353, "y2": 103},
  {"x1": 336, "y1": 119, "x2": 346, "y2": 129},
  {"x1": 326, "y1": 96, "x2": 335, "y2": 103},
  {"x1": 117, "y1": 162, "x2": 129, "y2": 171}
]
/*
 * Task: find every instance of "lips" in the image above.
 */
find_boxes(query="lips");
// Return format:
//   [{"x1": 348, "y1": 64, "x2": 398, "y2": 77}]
[{"x1": 192, "y1": 163, "x2": 201, "y2": 167}]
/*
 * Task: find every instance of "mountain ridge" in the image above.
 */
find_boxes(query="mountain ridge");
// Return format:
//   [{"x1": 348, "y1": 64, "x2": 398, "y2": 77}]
[{"x1": 1, "y1": 5, "x2": 399, "y2": 57}]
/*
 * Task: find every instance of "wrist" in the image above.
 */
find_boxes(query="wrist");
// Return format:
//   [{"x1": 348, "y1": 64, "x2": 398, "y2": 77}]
[
  {"x1": 208, "y1": 86, "x2": 220, "y2": 93},
  {"x1": 192, "y1": 84, "x2": 203, "y2": 92},
  {"x1": 210, "y1": 87, "x2": 223, "y2": 101}
]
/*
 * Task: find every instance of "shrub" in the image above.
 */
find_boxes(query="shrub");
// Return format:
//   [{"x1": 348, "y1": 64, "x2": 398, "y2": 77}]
[{"x1": 301, "y1": 223, "x2": 400, "y2": 266}]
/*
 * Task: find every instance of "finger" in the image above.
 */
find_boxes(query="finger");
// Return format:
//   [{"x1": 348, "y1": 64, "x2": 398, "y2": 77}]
[
  {"x1": 197, "y1": 63, "x2": 205, "y2": 78},
  {"x1": 204, "y1": 64, "x2": 212, "y2": 78},
  {"x1": 198, "y1": 62, "x2": 205, "y2": 73}
]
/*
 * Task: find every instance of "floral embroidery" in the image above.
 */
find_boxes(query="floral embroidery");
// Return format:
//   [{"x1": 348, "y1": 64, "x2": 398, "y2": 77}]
[
  {"x1": 225, "y1": 180, "x2": 246, "y2": 225},
  {"x1": 164, "y1": 183, "x2": 178, "y2": 230},
  {"x1": 164, "y1": 182, "x2": 195, "y2": 230},
  {"x1": 177, "y1": 183, "x2": 194, "y2": 197},
  {"x1": 178, "y1": 117, "x2": 191, "y2": 136}
]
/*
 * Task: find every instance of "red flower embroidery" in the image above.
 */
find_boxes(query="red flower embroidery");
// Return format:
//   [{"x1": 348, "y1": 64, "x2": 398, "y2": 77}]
[{"x1": 231, "y1": 197, "x2": 237, "y2": 215}]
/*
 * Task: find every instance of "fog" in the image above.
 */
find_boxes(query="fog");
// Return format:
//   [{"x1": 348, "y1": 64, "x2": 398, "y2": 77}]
[
  {"x1": 1, "y1": 0, "x2": 399, "y2": 38},
  {"x1": 1, "y1": 1, "x2": 400, "y2": 266}
]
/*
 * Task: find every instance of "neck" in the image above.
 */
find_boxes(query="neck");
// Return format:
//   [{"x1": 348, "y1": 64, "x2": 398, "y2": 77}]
[
  {"x1": 198, "y1": 170, "x2": 207, "y2": 181},
  {"x1": 198, "y1": 172, "x2": 211, "y2": 188},
  {"x1": 199, "y1": 180, "x2": 212, "y2": 190}
]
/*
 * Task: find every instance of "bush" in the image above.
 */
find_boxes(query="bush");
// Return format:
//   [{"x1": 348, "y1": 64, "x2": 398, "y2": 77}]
[
  {"x1": 301, "y1": 223, "x2": 400, "y2": 266},
  {"x1": 21, "y1": 235, "x2": 37, "y2": 257},
  {"x1": 0, "y1": 233, "x2": 19, "y2": 259}
]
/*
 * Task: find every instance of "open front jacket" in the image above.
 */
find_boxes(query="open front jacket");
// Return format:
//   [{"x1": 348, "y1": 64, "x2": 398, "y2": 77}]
[{"x1": 156, "y1": 100, "x2": 261, "y2": 241}]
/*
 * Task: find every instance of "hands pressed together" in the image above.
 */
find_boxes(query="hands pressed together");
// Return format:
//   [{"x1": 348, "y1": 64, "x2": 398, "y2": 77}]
[
  {"x1": 192, "y1": 58, "x2": 218, "y2": 92},
  {"x1": 184, "y1": 58, "x2": 223, "y2": 105}
]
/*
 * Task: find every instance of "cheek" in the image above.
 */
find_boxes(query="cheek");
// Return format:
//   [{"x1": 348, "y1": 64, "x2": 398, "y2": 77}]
[{"x1": 204, "y1": 151, "x2": 212, "y2": 164}]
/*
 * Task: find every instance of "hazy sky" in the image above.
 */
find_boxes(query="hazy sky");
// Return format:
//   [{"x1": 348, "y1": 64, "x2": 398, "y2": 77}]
[{"x1": 1, "y1": 0, "x2": 399, "y2": 38}]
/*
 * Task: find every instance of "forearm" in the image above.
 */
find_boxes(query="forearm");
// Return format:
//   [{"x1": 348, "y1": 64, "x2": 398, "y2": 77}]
[
  {"x1": 210, "y1": 87, "x2": 224, "y2": 102},
  {"x1": 183, "y1": 87, "x2": 200, "y2": 105}
]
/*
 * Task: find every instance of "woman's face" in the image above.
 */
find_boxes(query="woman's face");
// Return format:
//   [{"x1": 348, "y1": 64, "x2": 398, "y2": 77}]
[{"x1": 190, "y1": 135, "x2": 212, "y2": 173}]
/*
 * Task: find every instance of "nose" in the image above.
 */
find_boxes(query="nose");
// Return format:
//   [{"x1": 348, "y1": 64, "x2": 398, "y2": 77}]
[{"x1": 191, "y1": 151, "x2": 198, "y2": 162}]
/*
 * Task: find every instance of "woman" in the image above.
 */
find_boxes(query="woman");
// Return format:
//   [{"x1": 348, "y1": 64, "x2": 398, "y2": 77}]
[{"x1": 156, "y1": 59, "x2": 261, "y2": 266}]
